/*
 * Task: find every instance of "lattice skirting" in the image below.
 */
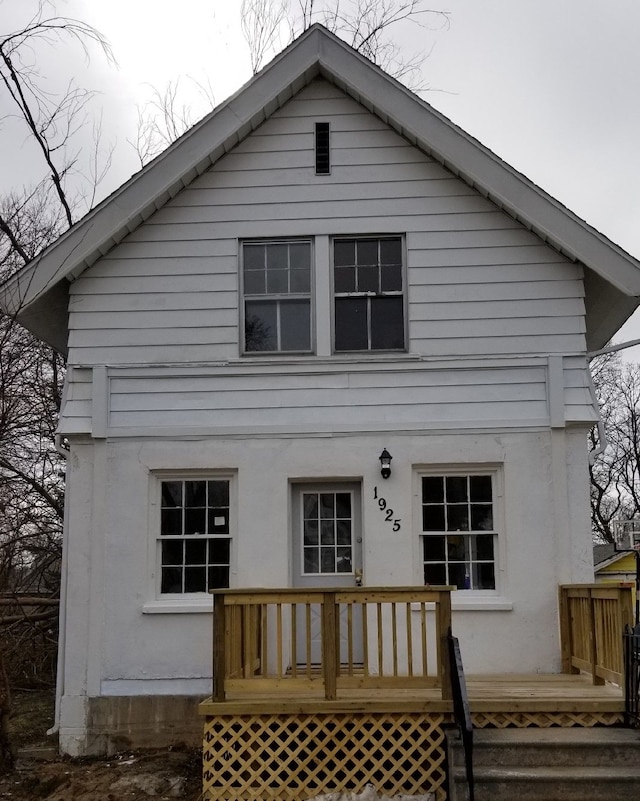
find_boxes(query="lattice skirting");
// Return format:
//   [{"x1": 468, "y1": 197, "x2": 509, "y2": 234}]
[
  {"x1": 472, "y1": 711, "x2": 624, "y2": 728},
  {"x1": 202, "y1": 712, "x2": 449, "y2": 801}
]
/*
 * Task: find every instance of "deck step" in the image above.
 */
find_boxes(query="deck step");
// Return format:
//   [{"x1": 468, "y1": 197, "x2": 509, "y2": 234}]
[{"x1": 448, "y1": 727, "x2": 640, "y2": 801}]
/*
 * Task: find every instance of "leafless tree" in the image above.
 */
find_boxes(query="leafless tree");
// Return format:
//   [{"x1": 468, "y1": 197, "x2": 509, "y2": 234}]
[
  {"x1": 0, "y1": 2, "x2": 113, "y2": 701},
  {"x1": 589, "y1": 354, "x2": 640, "y2": 542}
]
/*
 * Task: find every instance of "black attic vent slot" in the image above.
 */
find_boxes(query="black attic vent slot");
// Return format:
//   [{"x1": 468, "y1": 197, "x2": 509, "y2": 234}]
[{"x1": 315, "y1": 122, "x2": 330, "y2": 174}]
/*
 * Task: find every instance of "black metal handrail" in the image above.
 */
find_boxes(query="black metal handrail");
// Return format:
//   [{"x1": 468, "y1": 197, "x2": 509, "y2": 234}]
[
  {"x1": 447, "y1": 627, "x2": 474, "y2": 801},
  {"x1": 624, "y1": 623, "x2": 640, "y2": 727}
]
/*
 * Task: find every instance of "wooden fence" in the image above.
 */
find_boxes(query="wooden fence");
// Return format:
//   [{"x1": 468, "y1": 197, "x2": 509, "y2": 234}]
[
  {"x1": 211, "y1": 586, "x2": 453, "y2": 701},
  {"x1": 559, "y1": 583, "x2": 634, "y2": 685}
]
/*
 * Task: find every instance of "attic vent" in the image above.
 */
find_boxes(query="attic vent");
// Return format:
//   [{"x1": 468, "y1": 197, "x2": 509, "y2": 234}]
[{"x1": 315, "y1": 122, "x2": 330, "y2": 174}]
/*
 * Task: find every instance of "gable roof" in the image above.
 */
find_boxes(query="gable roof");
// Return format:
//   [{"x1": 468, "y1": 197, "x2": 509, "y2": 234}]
[
  {"x1": 2, "y1": 23, "x2": 640, "y2": 354},
  {"x1": 593, "y1": 543, "x2": 636, "y2": 572}
]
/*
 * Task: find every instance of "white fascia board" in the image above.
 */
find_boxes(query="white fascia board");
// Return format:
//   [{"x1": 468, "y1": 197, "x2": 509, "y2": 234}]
[{"x1": 316, "y1": 34, "x2": 640, "y2": 297}]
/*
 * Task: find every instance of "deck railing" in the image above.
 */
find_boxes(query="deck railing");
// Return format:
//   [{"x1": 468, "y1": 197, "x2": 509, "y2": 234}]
[
  {"x1": 211, "y1": 586, "x2": 453, "y2": 701},
  {"x1": 559, "y1": 583, "x2": 634, "y2": 685}
]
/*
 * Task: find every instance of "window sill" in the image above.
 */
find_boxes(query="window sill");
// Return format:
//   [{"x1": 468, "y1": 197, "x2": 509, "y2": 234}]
[
  {"x1": 451, "y1": 595, "x2": 513, "y2": 611},
  {"x1": 142, "y1": 598, "x2": 213, "y2": 614}
]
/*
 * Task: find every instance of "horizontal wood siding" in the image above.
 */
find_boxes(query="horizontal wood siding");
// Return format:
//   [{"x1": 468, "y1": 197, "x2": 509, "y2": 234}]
[
  {"x1": 104, "y1": 363, "x2": 549, "y2": 433},
  {"x1": 67, "y1": 78, "x2": 586, "y2": 367}
]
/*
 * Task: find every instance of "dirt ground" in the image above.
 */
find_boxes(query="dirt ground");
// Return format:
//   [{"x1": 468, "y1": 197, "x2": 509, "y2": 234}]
[{"x1": 1, "y1": 690, "x2": 203, "y2": 801}]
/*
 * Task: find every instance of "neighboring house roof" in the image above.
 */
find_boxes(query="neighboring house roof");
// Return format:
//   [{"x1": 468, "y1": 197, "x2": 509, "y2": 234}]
[
  {"x1": 2, "y1": 24, "x2": 640, "y2": 354},
  {"x1": 594, "y1": 543, "x2": 637, "y2": 572}
]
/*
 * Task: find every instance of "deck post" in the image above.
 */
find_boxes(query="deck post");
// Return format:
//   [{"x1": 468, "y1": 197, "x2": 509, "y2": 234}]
[
  {"x1": 438, "y1": 590, "x2": 453, "y2": 700},
  {"x1": 588, "y1": 589, "x2": 605, "y2": 686},
  {"x1": 558, "y1": 585, "x2": 577, "y2": 674},
  {"x1": 212, "y1": 592, "x2": 227, "y2": 702},
  {"x1": 322, "y1": 591, "x2": 338, "y2": 700}
]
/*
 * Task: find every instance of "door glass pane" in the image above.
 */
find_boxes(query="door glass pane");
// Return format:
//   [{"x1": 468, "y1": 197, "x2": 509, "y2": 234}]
[{"x1": 301, "y1": 490, "x2": 355, "y2": 576}]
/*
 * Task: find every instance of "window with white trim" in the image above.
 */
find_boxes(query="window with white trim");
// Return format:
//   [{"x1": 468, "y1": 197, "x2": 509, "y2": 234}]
[
  {"x1": 159, "y1": 478, "x2": 231, "y2": 594},
  {"x1": 333, "y1": 236, "x2": 405, "y2": 352},
  {"x1": 420, "y1": 472, "x2": 497, "y2": 590},
  {"x1": 242, "y1": 239, "x2": 313, "y2": 353}
]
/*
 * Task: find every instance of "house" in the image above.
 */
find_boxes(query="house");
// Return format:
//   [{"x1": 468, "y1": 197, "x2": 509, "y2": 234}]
[
  {"x1": 594, "y1": 543, "x2": 636, "y2": 595},
  {"x1": 2, "y1": 24, "x2": 640, "y2": 762}
]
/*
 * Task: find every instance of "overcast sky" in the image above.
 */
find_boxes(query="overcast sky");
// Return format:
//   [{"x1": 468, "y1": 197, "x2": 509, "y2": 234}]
[{"x1": 4, "y1": 0, "x2": 640, "y2": 354}]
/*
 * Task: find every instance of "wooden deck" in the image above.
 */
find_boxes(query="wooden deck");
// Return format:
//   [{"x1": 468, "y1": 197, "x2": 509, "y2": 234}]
[{"x1": 200, "y1": 671, "x2": 624, "y2": 718}]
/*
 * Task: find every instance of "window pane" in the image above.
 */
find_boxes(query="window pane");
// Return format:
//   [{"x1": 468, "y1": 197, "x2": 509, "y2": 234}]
[
  {"x1": 370, "y1": 296, "x2": 404, "y2": 350},
  {"x1": 357, "y1": 239, "x2": 378, "y2": 265},
  {"x1": 208, "y1": 538, "x2": 230, "y2": 564},
  {"x1": 472, "y1": 534, "x2": 494, "y2": 561},
  {"x1": 449, "y1": 562, "x2": 469, "y2": 589},
  {"x1": 381, "y1": 263, "x2": 402, "y2": 292},
  {"x1": 335, "y1": 493, "x2": 351, "y2": 518},
  {"x1": 161, "y1": 508, "x2": 182, "y2": 536},
  {"x1": 447, "y1": 535, "x2": 467, "y2": 561},
  {"x1": 185, "y1": 566, "x2": 207, "y2": 592},
  {"x1": 162, "y1": 539, "x2": 183, "y2": 565},
  {"x1": 470, "y1": 475, "x2": 492, "y2": 502},
  {"x1": 424, "y1": 563, "x2": 446, "y2": 585},
  {"x1": 321, "y1": 521, "x2": 335, "y2": 545},
  {"x1": 245, "y1": 300, "x2": 277, "y2": 351},
  {"x1": 185, "y1": 508, "x2": 206, "y2": 535},
  {"x1": 321, "y1": 547, "x2": 335, "y2": 572},
  {"x1": 161, "y1": 566, "x2": 182, "y2": 594},
  {"x1": 334, "y1": 265, "x2": 356, "y2": 293},
  {"x1": 304, "y1": 548, "x2": 319, "y2": 573},
  {"x1": 304, "y1": 520, "x2": 319, "y2": 545},
  {"x1": 208, "y1": 481, "x2": 229, "y2": 507},
  {"x1": 304, "y1": 494, "x2": 318, "y2": 519},
  {"x1": 280, "y1": 300, "x2": 311, "y2": 351},
  {"x1": 334, "y1": 240, "x2": 355, "y2": 266},
  {"x1": 423, "y1": 505, "x2": 445, "y2": 531},
  {"x1": 336, "y1": 548, "x2": 352, "y2": 572},
  {"x1": 446, "y1": 477, "x2": 468, "y2": 503},
  {"x1": 290, "y1": 268, "x2": 310, "y2": 293},
  {"x1": 266, "y1": 243, "x2": 288, "y2": 269},
  {"x1": 336, "y1": 520, "x2": 351, "y2": 546},
  {"x1": 471, "y1": 504, "x2": 493, "y2": 531},
  {"x1": 290, "y1": 242, "x2": 310, "y2": 270},
  {"x1": 447, "y1": 506, "x2": 469, "y2": 531},
  {"x1": 357, "y1": 265, "x2": 378, "y2": 293},
  {"x1": 267, "y1": 268, "x2": 289, "y2": 294},
  {"x1": 244, "y1": 269, "x2": 266, "y2": 295},
  {"x1": 243, "y1": 243, "x2": 265, "y2": 270},
  {"x1": 185, "y1": 481, "x2": 206, "y2": 508},
  {"x1": 474, "y1": 563, "x2": 495, "y2": 590},
  {"x1": 380, "y1": 238, "x2": 402, "y2": 265},
  {"x1": 335, "y1": 297, "x2": 368, "y2": 350},
  {"x1": 162, "y1": 482, "x2": 182, "y2": 508},
  {"x1": 422, "y1": 477, "x2": 444, "y2": 503},
  {"x1": 320, "y1": 494, "x2": 335, "y2": 518},
  {"x1": 185, "y1": 539, "x2": 207, "y2": 565},
  {"x1": 208, "y1": 566, "x2": 230, "y2": 590},
  {"x1": 208, "y1": 508, "x2": 229, "y2": 534},
  {"x1": 423, "y1": 535, "x2": 445, "y2": 561}
]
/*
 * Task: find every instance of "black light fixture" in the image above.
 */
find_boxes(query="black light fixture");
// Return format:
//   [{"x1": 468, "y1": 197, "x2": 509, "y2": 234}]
[{"x1": 379, "y1": 448, "x2": 392, "y2": 479}]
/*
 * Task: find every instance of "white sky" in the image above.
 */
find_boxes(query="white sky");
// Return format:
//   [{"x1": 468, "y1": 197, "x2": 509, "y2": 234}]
[{"x1": 4, "y1": 0, "x2": 640, "y2": 355}]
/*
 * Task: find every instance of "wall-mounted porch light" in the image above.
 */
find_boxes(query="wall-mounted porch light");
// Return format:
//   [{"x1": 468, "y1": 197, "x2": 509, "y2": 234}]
[{"x1": 379, "y1": 448, "x2": 392, "y2": 479}]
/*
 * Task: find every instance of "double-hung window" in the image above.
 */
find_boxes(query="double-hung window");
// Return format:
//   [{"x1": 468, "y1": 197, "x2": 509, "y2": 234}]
[
  {"x1": 242, "y1": 239, "x2": 312, "y2": 353},
  {"x1": 420, "y1": 472, "x2": 497, "y2": 590},
  {"x1": 159, "y1": 478, "x2": 231, "y2": 594},
  {"x1": 333, "y1": 236, "x2": 405, "y2": 352}
]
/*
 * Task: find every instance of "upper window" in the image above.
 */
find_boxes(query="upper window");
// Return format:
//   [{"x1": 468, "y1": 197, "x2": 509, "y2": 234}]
[
  {"x1": 242, "y1": 240, "x2": 312, "y2": 353},
  {"x1": 333, "y1": 236, "x2": 405, "y2": 352},
  {"x1": 159, "y1": 478, "x2": 231, "y2": 594},
  {"x1": 420, "y1": 473, "x2": 497, "y2": 590}
]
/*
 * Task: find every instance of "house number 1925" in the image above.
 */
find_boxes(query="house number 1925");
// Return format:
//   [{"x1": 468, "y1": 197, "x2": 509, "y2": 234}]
[{"x1": 373, "y1": 486, "x2": 401, "y2": 532}]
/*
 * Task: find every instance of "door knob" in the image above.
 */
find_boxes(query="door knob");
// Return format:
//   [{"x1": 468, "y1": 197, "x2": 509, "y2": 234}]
[{"x1": 355, "y1": 569, "x2": 363, "y2": 586}]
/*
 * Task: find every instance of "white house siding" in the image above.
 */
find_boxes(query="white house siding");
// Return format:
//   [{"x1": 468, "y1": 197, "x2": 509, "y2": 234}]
[{"x1": 66, "y1": 78, "x2": 586, "y2": 368}]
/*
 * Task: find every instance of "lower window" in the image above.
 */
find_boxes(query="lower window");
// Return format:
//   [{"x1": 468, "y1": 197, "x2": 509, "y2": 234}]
[
  {"x1": 159, "y1": 478, "x2": 231, "y2": 594},
  {"x1": 420, "y1": 472, "x2": 497, "y2": 590}
]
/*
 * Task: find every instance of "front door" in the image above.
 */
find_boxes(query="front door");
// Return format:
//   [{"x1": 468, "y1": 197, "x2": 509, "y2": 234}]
[{"x1": 292, "y1": 483, "x2": 363, "y2": 664}]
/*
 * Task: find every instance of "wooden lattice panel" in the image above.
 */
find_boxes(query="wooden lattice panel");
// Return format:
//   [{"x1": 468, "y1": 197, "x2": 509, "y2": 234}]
[
  {"x1": 472, "y1": 711, "x2": 624, "y2": 728},
  {"x1": 203, "y1": 712, "x2": 448, "y2": 801}
]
